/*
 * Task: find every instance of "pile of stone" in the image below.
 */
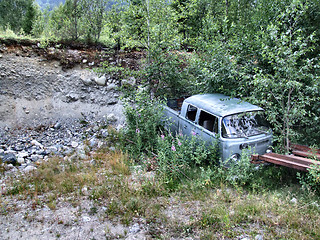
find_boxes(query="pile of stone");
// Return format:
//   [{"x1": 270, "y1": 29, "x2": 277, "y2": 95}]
[{"x1": 0, "y1": 115, "x2": 118, "y2": 174}]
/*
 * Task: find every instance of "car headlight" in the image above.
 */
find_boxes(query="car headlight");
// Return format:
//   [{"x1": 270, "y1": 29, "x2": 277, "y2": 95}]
[
  {"x1": 230, "y1": 153, "x2": 241, "y2": 162},
  {"x1": 266, "y1": 147, "x2": 273, "y2": 153}
]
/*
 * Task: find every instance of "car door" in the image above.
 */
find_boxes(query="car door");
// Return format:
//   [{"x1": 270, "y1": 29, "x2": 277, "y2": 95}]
[
  {"x1": 195, "y1": 109, "x2": 219, "y2": 144},
  {"x1": 180, "y1": 104, "x2": 199, "y2": 136}
]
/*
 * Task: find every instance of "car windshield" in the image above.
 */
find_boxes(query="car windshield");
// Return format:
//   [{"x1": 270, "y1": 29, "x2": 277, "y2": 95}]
[{"x1": 222, "y1": 111, "x2": 271, "y2": 138}]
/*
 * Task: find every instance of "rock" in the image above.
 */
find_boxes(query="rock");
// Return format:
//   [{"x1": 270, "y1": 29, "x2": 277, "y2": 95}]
[
  {"x1": 290, "y1": 198, "x2": 297, "y2": 204},
  {"x1": 13, "y1": 144, "x2": 24, "y2": 151},
  {"x1": 29, "y1": 154, "x2": 43, "y2": 162},
  {"x1": 89, "y1": 138, "x2": 97, "y2": 147},
  {"x1": 81, "y1": 186, "x2": 89, "y2": 196},
  {"x1": 0, "y1": 54, "x2": 2, "y2": 58},
  {"x1": 23, "y1": 165, "x2": 37, "y2": 173},
  {"x1": 46, "y1": 146, "x2": 58, "y2": 154},
  {"x1": 107, "y1": 83, "x2": 117, "y2": 91},
  {"x1": 122, "y1": 77, "x2": 136, "y2": 87},
  {"x1": 36, "y1": 149, "x2": 48, "y2": 156},
  {"x1": 47, "y1": 47, "x2": 55, "y2": 54},
  {"x1": 107, "y1": 98, "x2": 118, "y2": 105},
  {"x1": 129, "y1": 223, "x2": 140, "y2": 234},
  {"x1": 17, "y1": 151, "x2": 29, "y2": 159},
  {"x1": 4, "y1": 164, "x2": 14, "y2": 170},
  {"x1": 82, "y1": 216, "x2": 91, "y2": 222},
  {"x1": 71, "y1": 141, "x2": 79, "y2": 148},
  {"x1": 1, "y1": 153, "x2": 17, "y2": 165},
  {"x1": 81, "y1": 77, "x2": 92, "y2": 86},
  {"x1": 107, "y1": 114, "x2": 117, "y2": 123},
  {"x1": 255, "y1": 235, "x2": 264, "y2": 240},
  {"x1": 95, "y1": 76, "x2": 106, "y2": 86},
  {"x1": 31, "y1": 140, "x2": 43, "y2": 148},
  {"x1": 76, "y1": 145, "x2": 87, "y2": 159},
  {"x1": 54, "y1": 122, "x2": 62, "y2": 130},
  {"x1": 82, "y1": 59, "x2": 88, "y2": 64},
  {"x1": 17, "y1": 157, "x2": 25, "y2": 164},
  {"x1": 100, "y1": 129, "x2": 109, "y2": 138},
  {"x1": 66, "y1": 93, "x2": 79, "y2": 102}
]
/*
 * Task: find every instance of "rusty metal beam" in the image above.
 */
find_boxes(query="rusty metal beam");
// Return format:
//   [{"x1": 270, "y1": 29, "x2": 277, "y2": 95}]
[
  {"x1": 251, "y1": 153, "x2": 320, "y2": 172},
  {"x1": 251, "y1": 144, "x2": 320, "y2": 171},
  {"x1": 290, "y1": 143, "x2": 320, "y2": 154},
  {"x1": 291, "y1": 150, "x2": 320, "y2": 160}
]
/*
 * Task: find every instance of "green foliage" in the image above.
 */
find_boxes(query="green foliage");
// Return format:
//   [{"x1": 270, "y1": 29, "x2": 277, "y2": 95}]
[
  {"x1": 107, "y1": 0, "x2": 179, "y2": 50},
  {"x1": 223, "y1": 150, "x2": 257, "y2": 187},
  {"x1": 247, "y1": 1, "x2": 320, "y2": 151},
  {"x1": 0, "y1": 0, "x2": 38, "y2": 34},
  {"x1": 143, "y1": 48, "x2": 193, "y2": 98},
  {"x1": 32, "y1": 0, "x2": 110, "y2": 42},
  {"x1": 122, "y1": 90, "x2": 164, "y2": 159},
  {"x1": 298, "y1": 164, "x2": 320, "y2": 193},
  {"x1": 155, "y1": 132, "x2": 218, "y2": 182},
  {"x1": 209, "y1": 150, "x2": 257, "y2": 188},
  {"x1": 188, "y1": 42, "x2": 240, "y2": 95}
]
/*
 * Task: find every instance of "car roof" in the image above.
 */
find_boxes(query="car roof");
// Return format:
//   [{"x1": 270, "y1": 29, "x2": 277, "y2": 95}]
[{"x1": 184, "y1": 94, "x2": 263, "y2": 117}]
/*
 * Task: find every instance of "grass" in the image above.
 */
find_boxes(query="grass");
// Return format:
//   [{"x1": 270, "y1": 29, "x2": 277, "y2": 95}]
[{"x1": 1, "y1": 145, "x2": 320, "y2": 239}]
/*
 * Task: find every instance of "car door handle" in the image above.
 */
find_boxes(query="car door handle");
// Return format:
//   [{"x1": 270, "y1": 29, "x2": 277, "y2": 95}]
[{"x1": 184, "y1": 125, "x2": 187, "y2": 129}]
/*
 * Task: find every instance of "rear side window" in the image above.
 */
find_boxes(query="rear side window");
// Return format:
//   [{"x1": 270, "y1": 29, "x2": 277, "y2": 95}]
[
  {"x1": 199, "y1": 110, "x2": 218, "y2": 134},
  {"x1": 186, "y1": 104, "x2": 197, "y2": 122}
]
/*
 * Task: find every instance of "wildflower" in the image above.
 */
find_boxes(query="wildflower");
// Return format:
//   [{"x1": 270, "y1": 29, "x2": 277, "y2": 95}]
[
  {"x1": 136, "y1": 128, "x2": 140, "y2": 133},
  {"x1": 178, "y1": 140, "x2": 182, "y2": 146},
  {"x1": 192, "y1": 131, "x2": 196, "y2": 136},
  {"x1": 171, "y1": 145, "x2": 176, "y2": 151},
  {"x1": 161, "y1": 134, "x2": 165, "y2": 140}
]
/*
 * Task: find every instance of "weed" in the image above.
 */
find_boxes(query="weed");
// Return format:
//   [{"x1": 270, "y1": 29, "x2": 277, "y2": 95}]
[
  {"x1": 122, "y1": 90, "x2": 165, "y2": 159},
  {"x1": 156, "y1": 132, "x2": 218, "y2": 184},
  {"x1": 47, "y1": 200, "x2": 56, "y2": 210},
  {"x1": 298, "y1": 164, "x2": 320, "y2": 193},
  {"x1": 89, "y1": 206, "x2": 98, "y2": 215}
]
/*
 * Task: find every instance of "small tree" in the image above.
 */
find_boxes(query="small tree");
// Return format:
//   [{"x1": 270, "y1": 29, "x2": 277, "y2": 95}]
[
  {"x1": 248, "y1": 1, "x2": 319, "y2": 152},
  {"x1": 0, "y1": 0, "x2": 38, "y2": 34}
]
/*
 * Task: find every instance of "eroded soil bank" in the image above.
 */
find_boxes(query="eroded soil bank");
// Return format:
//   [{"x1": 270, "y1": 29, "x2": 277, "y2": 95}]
[{"x1": 0, "y1": 41, "x2": 150, "y2": 239}]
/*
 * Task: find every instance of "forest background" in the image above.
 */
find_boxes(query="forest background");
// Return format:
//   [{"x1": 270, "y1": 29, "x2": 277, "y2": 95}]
[{"x1": 0, "y1": 0, "x2": 320, "y2": 151}]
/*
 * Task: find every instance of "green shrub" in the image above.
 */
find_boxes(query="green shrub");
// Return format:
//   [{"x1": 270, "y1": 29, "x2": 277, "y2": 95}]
[
  {"x1": 122, "y1": 90, "x2": 164, "y2": 159},
  {"x1": 155, "y1": 132, "x2": 218, "y2": 183},
  {"x1": 298, "y1": 164, "x2": 320, "y2": 194}
]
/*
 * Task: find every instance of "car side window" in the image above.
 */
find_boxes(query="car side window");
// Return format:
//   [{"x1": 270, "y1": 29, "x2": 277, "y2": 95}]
[
  {"x1": 199, "y1": 110, "x2": 218, "y2": 134},
  {"x1": 186, "y1": 104, "x2": 197, "y2": 122}
]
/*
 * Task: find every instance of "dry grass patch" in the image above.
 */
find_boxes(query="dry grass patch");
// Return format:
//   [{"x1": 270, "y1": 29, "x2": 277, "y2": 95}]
[{"x1": 158, "y1": 186, "x2": 320, "y2": 239}]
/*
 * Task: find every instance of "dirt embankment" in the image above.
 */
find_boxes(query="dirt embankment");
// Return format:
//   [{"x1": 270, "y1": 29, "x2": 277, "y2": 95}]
[
  {"x1": 0, "y1": 39, "x2": 150, "y2": 240},
  {"x1": 0, "y1": 38, "x2": 145, "y2": 129}
]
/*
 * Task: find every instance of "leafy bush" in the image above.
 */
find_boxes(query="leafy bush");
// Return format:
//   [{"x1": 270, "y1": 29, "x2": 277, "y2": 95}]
[
  {"x1": 298, "y1": 164, "x2": 320, "y2": 194},
  {"x1": 122, "y1": 90, "x2": 164, "y2": 159},
  {"x1": 209, "y1": 150, "x2": 257, "y2": 188},
  {"x1": 143, "y1": 48, "x2": 193, "y2": 98},
  {"x1": 155, "y1": 132, "x2": 218, "y2": 183}
]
